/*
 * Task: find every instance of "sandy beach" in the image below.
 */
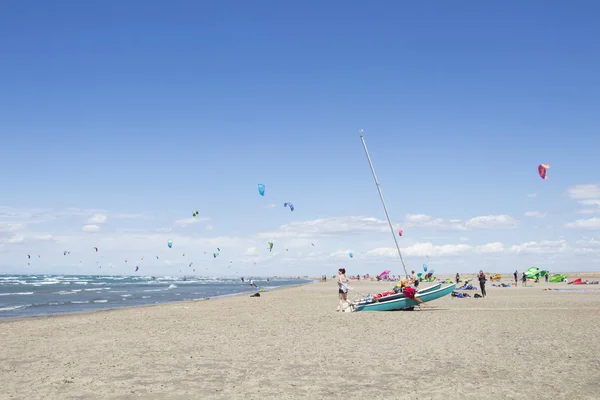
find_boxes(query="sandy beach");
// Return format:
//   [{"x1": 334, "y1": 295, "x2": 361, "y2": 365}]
[{"x1": 2, "y1": 276, "x2": 599, "y2": 400}]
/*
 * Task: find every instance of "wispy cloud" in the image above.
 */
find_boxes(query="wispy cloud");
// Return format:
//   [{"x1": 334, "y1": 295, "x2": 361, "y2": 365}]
[
  {"x1": 524, "y1": 211, "x2": 548, "y2": 218},
  {"x1": 404, "y1": 214, "x2": 518, "y2": 231},
  {"x1": 88, "y1": 214, "x2": 108, "y2": 224},
  {"x1": 175, "y1": 217, "x2": 210, "y2": 226},
  {"x1": 567, "y1": 184, "x2": 600, "y2": 200},
  {"x1": 82, "y1": 225, "x2": 101, "y2": 233},
  {"x1": 565, "y1": 218, "x2": 600, "y2": 230}
]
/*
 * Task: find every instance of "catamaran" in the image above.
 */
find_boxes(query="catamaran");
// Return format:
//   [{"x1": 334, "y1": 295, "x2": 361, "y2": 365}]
[{"x1": 351, "y1": 132, "x2": 455, "y2": 312}]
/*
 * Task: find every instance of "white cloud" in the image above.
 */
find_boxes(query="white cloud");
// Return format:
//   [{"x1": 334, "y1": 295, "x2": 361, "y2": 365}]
[
  {"x1": 564, "y1": 218, "x2": 600, "y2": 230},
  {"x1": 366, "y1": 243, "x2": 473, "y2": 258},
  {"x1": 257, "y1": 216, "x2": 394, "y2": 239},
  {"x1": 175, "y1": 217, "x2": 210, "y2": 226},
  {"x1": 82, "y1": 224, "x2": 101, "y2": 232},
  {"x1": 205, "y1": 225, "x2": 213, "y2": 231},
  {"x1": 329, "y1": 249, "x2": 355, "y2": 260},
  {"x1": 34, "y1": 234, "x2": 55, "y2": 241},
  {"x1": 567, "y1": 184, "x2": 600, "y2": 200},
  {"x1": 524, "y1": 211, "x2": 548, "y2": 218},
  {"x1": 509, "y1": 239, "x2": 570, "y2": 254},
  {"x1": 404, "y1": 214, "x2": 518, "y2": 231},
  {"x1": 88, "y1": 214, "x2": 107, "y2": 224},
  {"x1": 243, "y1": 247, "x2": 258, "y2": 256},
  {"x1": 0, "y1": 223, "x2": 26, "y2": 233},
  {"x1": 464, "y1": 215, "x2": 518, "y2": 229},
  {"x1": 114, "y1": 213, "x2": 152, "y2": 220},
  {"x1": 265, "y1": 204, "x2": 277, "y2": 209},
  {"x1": 7, "y1": 236, "x2": 25, "y2": 244},
  {"x1": 403, "y1": 214, "x2": 466, "y2": 231},
  {"x1": 475, "y1": 242, "x2": 505, "y2": 253},
  {"x1": 527, "y1": 193, "x2": 538, "y2": 198}
]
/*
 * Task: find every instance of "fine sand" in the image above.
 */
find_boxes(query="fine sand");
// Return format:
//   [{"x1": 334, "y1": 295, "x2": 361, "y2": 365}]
[{"x1": 1, "y1": 276, "x2": 599, "y2": 400}]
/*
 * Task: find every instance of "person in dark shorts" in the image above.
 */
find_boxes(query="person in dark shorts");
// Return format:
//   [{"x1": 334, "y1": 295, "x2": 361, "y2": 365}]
[
  {"x1": 411, "y1": 270, "x2": 419, "y2": 287},
  {"x1": 337, "y1": 268, "x2": 350, "y2": 311},
  {"x1": 478, "y1": 270, "x2": 487, "y2": 297},
  {"x1": 522, "y1": 272, "x2": 527, "y2": 287},
  {"x1": 456, "y1": 273, "x2": 460, "y2": 284},
  {"x1": 514, "y1": 270, "x2": 518, "y2": 285}
]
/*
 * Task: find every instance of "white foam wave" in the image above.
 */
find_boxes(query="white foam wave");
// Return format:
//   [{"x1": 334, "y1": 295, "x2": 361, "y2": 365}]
[
  {"x1": 0, "y1": 304, "x2": 31, "y2": 312},
  {"x1": 0, "y1": 292, "x2": 34, "y2": 296}
]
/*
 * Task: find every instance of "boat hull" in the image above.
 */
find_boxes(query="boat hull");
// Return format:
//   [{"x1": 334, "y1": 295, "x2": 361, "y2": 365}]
[
  {"x1": 354, "y1": 283, "x2": 441, "y2": 306},
  {"x1": 354, "y1": 284, "x2": 456, "y2": 311}
]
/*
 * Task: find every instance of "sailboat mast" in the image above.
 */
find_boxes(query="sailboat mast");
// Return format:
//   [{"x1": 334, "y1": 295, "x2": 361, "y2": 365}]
[{"x1": 360, "y1": 135, "x2": 409, "y2": 279}]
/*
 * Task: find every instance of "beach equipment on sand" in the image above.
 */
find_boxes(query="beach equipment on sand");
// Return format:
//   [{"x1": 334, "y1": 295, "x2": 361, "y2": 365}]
[
  {"x1": 550, "y1": 274, "x2": 568, "y2": 283},
  {"x1": 353, "y1": 284, "x2": 441, "y2": 307},
  {"x1": 353, "y1": 284, "x2": 456, "y2": 312}
]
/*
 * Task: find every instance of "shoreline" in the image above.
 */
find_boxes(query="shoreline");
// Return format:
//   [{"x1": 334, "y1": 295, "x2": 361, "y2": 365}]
[{"x1": 0, "y1": 280, "x2": 318, "y2": 324}]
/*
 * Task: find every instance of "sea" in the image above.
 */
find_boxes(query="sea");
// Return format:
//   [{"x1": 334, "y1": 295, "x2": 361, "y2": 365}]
[{"x1": 0, "y1": 274, "x2": 313, "y2": 319}]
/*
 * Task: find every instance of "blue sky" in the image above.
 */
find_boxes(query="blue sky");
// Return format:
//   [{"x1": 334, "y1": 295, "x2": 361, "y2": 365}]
[{"x1": 1, "y1": 1, "x2": 599, "y2": 276}]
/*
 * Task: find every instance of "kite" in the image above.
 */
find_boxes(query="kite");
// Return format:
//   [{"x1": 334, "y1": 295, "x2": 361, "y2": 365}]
[
  {"x1": 93, "y1": 247, "x2": 98, "y2": 252},
  {"x1": 168, "y1": 240, "x2": 173, "y2": 248},
  {"x1": 213, "y1": 253, "x2": 219, "y2": 258},
  {"x1": 217, "y1": 247, "x2": 221, "y2": 252},
  {"x1": 398, "y1": 230, "x2": 403, "y2": 236},
  {"x1": 284, "y1": 202, "x2": 294, "y2": 211},
  {"x1": 258, "y1": 184, "x2": 265, "y2": 196},
  {"x1": 63, "y1": 251, "x2": 68, "y2": 256},
  {"x1": 349, "y1": 252, "x2": 354, "y2": 258},
  {"x1": 27, "y1": 254, "x2": 30, "y2": 259},
  {"x1": 156, "y1": 256, "x2": 159, "y2": 259},
  {"x1": 193, "y1": 210, "x2": 199, "y2": 217},
  {"x1": 268, "y1": 242, "x2": 274, "y2": 252},
  {"x1": 538, "y1": 164, "x2": 550, "y2": 180},
  {"x1": 311, "y1": 243, "x2": 315, "y2": 246},
  {"x1": 135, "y1": 266, "x2": 139, "y2": 272},
  {"x1": 423, "y1": 264, "x2": 428, "y2": 272}
]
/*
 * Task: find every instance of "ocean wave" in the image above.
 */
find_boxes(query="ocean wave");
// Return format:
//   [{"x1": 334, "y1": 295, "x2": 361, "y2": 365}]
[
  {"x1": 0, "y1": 304, "x2": 31, "y2": 312},
  {"x1": 0, "y1": 292, "x2": 34, "y2": 296},
  {"x1": 93, "y1": 300, "x2": 108, "y2": 303}
]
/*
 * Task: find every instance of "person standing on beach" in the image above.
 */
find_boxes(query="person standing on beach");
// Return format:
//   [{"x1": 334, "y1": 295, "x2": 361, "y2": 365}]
[
  {"x1": 337, "y1": 268, "x2": 351, "y2": 311},
  {"x1": 522, "y1": 272, "x2": 527, "y2": 287},
  {"x1": 514, "y1": 270, "x2": 518, "y2": 286},
  {"x1": 456, "y1": 273, "x2": 460, "y2": 284},
  {"x1": 478, "y1": 270, "x2": 487, "y2": 297},
  {"x1": 411, "y1": 270, "x2": 419, "y2": 288}
]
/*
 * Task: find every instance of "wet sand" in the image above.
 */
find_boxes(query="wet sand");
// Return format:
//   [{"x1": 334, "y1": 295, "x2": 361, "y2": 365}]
[{"x1": 1, "y1": 275, "x2": 599, "y2": 399}]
